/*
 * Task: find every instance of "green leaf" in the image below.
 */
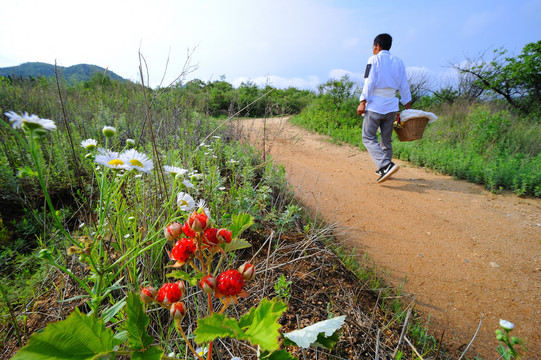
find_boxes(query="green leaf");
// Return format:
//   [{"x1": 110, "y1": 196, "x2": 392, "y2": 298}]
[
  {"x1": 194, "y1": 298, "x2": 287, "y2": 352},
  {"x1": 229, "y1": 213, "x2": 254, "y2": 238},
  {"x1": 125, "y1": 292, "x2": 154, "y2": 350},
  {"x1": 131, "y1": 346, "x2": 164, "y2": 360},
  {"x1": 282, "y1": 315, "x2": 345, "y2": 349},
  {"x1": 12, "y1": 308, "x2": 121, "y2": 360},
  {"x1": 167, "y1": 270, "x2": 203, "y2": 286},
  {"x1": 260, "y1": 349, "x2": 298, "y2": 360},
  {"x1": 223, "y1": 237, "x2": 252, "y2": 253}
]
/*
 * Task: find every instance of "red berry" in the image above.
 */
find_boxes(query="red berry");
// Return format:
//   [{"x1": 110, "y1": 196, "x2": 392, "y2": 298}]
[
  {"x1": 171, "y1": 238, "x2": 197, "y2": 263},
  {"x1": 156, "y1": 282, "x2": 185, "y2": 305},
  {"x1": 203, "y1": 228, "x2": 219, "y2": 247},
  {"x1": 170, "y1": 302, "x2": 187, "y2": 320},
  {"x1": 217, "y1": 228, "x2": 232, "y2": 243},
  {"x1": 182, "y1": 222, "x2": 195, "y2": 238},
  {"x1": 188, "y1": 211, "x2": 208, "y2": 232},
  {"x1": 199, "y1": 275, "x2": 217, "y2": 294},
  {"x1": 140, "y1": 286, "x2": 157, "y2": 303},
  {"x1": 216, "y1": 269, "x2": 245, "y2": 296},
  {"x1": 164, "y1": 222, "x2": 182, "y2": 241},
  {"x1": 238, "y1": 262, "x2": 255, "y2": 281}
]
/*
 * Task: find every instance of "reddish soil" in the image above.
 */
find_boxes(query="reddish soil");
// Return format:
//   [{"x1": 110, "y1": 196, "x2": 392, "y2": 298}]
[{"x1": 239, "y1": 117, "x2": 541, "y2": 359}]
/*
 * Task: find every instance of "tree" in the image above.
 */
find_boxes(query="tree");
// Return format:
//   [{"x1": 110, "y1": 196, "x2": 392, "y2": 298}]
[
  {"x1": 317, "y1": 75, "x2": 356, "y2": 112},
  {"x1": 451, "y1": 41, "x2": 541, "y2": 113}
]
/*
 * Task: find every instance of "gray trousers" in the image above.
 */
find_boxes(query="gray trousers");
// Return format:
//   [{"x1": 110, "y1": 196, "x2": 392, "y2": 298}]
[{"x1": 362, "y1": 110, "x2": 397, "y2": 170}]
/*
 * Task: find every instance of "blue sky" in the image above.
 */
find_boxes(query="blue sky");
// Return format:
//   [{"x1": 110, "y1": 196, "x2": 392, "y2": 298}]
[{"x1": 0, "y1": 0, "x2": 539, "y2": 89}]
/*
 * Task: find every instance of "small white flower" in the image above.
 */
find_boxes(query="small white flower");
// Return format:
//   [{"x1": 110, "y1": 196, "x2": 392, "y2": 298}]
[
  {"x1": 126, "y1": 139, "x2": 135, "y2": 147},
  {"x1": 212, "y1": 135, "x2": 221, "y2": 139},
  {"x1": 195, "y1": 347, "x2": 208, "y2": 357},
  {"x1": 231, "y1": 357, "x2": 242, "y2": 360},
  {"x1": 218, "y1": 186, "x2": 226, "y2": 191},
  {"x1": 124, "y1": 234, "x2": 130, "y2": 238},
  {"x1": 5, "y1": 111, "x2": 57, "y2": 131},
  {"x1": 182, "y1": 179, "x2": 194, "y2": 188},
  {"x1": 81, "y1": 139, "x2": 98, "y2": 150},
  {"x1": 229, "y1": 159, "x2": 239, "y2": 164},
  {"x1": 199, "y1": 142, "x2": 206, "y2": 147},
  {"x1": 164, "y1": 166, "x2": 188, "y2": 177},
  {"x1": 196, "y1": 199, "x2": 211, "y2": 218},
  {"x1": 177, "y1": 192, "x2": 196, "y2": 212},
  {"x1": 120, "y1": 149, "x2": 154, "y2": 173},
  {"x1": 95, "y1": 149, "x2": 128, "y2": 170},
  {"x1": 79, "y1": 222, "x2": 85, "y2": 228},
  {"x1": 499, "y1": 319, "x2": 514, "y2": 331}
]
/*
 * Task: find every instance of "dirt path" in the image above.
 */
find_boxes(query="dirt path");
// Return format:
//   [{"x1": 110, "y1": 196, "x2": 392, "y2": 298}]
[{"x1": 238, "y1": 117, "x2": 540, "y2": 359}]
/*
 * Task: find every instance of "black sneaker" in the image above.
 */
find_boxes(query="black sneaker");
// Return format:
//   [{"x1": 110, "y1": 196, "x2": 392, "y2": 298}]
[
  {"x1": 377, "y1": 162, "x2": 400, "y2": 183},
  {"x1": 375, "y1": 169, "x2": 383, "y2": 176}
]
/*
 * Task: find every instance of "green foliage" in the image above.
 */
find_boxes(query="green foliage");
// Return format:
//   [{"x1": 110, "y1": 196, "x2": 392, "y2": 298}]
[
  {"x1": 274, "y1": 274, "x2": 292, "y2": 303},
  {"x1": 194, "y1": 298, "x2": 288, "y2": 352},
  {"x1": 125, "y1": 293, "x2": 154, "y2": 350},
  {"x1": 11, "y1": 308, "x2": 122, "y2": 360}
]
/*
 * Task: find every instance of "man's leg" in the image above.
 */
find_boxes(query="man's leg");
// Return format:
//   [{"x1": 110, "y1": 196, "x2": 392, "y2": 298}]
[
  {"x1": 379, "y1": 112, "x2": 397, "y2": 164},
  {"x1": 362, "y1": 111, "x2": 387, "y2": 170}
]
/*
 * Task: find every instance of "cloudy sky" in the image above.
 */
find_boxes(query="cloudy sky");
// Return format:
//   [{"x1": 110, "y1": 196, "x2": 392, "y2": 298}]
[{"x1": 1, "y1": 0, "x2": 539, "y2": 89}]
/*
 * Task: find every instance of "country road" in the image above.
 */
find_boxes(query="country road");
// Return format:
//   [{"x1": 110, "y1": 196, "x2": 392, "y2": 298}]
[{"x1": 238, "y1": 116, "x2": 540, "y2": 358}]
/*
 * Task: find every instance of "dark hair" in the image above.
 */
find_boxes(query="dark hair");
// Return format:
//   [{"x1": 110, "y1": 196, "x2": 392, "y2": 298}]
[{"x1": 373, "y1": 33, "x2": 392, "y2": 50}]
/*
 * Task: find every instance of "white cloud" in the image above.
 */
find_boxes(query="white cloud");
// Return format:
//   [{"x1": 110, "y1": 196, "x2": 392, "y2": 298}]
[
  {"x1": 328, "y1": 69, "x2": 363, "y2": 84},
  {"x1": 232, "y1": 75, "x2": 321, "y2": 90}
]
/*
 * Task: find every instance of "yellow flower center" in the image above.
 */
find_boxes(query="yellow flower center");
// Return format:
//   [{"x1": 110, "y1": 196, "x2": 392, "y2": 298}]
[
  {"x1": 180, "y1": 200, "x2": 188, "y2": 206},
  {"x1": 108, "y1": 159, "x2": 124, "y2": 167},
  {"x1": 130, "y1": 159, "x2": 144, "y2": 167}
]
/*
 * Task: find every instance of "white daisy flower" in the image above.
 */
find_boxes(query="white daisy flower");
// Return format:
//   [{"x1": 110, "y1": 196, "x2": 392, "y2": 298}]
[
  {"x1": 229, "y1": 159, "x2": 239, "y2": 164},
  {"x1": 95, "y1": 149, "x2": 128, "y2": 170},
  {"x1": 177, "y1": 192, "x2": 196, "y2": 212},
  {"x1": 499, "y1": 319, "x2": 514, "y2": 331},
  {"x1": 164, "y1": 166, "x2": 188, "y2": 177},
  {"x1": 5, "y1": 111, "x2": 57, "y2": 131},
  {"x1": 81, "y1": 139, "x2": 98, "y2": 151},
  {"x1": 196, "y1": 199, "x2": 211, "y2": 218},
  {"x1": 190, "y1": 172, "x2": 203, "y2": 180},
  {"x1": 212, "y1": 135, "x2": 221, "y2": 139},
  {"x1": 182, "y1": 179, "x2": 194, "y2": 188},
  {"x1": 218, "y1": 186, "x2": 226, "y2": 191},
  {"x1": 119, "y1": 149, "x2": 154, "y2": 173}
]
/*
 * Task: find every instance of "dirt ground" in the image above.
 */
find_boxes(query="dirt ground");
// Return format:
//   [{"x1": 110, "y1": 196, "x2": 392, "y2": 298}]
[{"x1": 239, "y1": 117, "x2": 541, "y2": 359}]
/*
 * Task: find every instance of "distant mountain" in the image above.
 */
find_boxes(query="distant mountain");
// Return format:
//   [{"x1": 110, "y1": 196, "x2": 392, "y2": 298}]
[{"x1": 0, "y1": 62, "x2": 127, "y2": 84}]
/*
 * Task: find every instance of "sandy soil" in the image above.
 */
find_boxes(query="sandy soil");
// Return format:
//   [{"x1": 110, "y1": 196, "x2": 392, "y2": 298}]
[{"x1": 238, "y1": 117, "x2": 540, "y2": 359}]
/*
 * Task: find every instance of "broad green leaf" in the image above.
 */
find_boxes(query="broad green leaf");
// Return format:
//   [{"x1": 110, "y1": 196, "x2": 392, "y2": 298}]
[
  {"x1": 125, "y1": 292, "x2": 154, "y2": 350},
  {"x1": 229, "y1": 213, "x2": 254, "y2": 238},
  {"x1": 101, "y1": 298, "x2": 126, "y2": 323},
  {"x1": 260, "y1": 349, "x2": 298, "y2": 360},
  {"x1": 12, "y1": 308, "x2": 121, "y2": 360},
  {"x1": 194, "y1": 313, "x2": 244, "y2": 341},
  {"x1": 313, "y1": 331, "x2": 340, "y2": 350},
  {"x1": 223, "y1": 237, "x2": 252, "y2": 253},
  {"x1": 131, "y1": 346, "x2": 164, "y2": 360},
  {"x1": 238, "y1": 298, "x2": 287, "y2": 351},
  {"x1": 282, "y1": 315, "x2": 346, "y2": 349},
  {"x1": 167, "y1": 270, "x2": 203, "y2": 286},
  {"x1": 194, "y1": 298, "x2": 287, "y2": 352}
]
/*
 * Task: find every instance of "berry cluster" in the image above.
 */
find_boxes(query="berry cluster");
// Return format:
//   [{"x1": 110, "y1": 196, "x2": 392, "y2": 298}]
[{"x1": 143, "y1": 208, "x2": 255, "y2": 324}]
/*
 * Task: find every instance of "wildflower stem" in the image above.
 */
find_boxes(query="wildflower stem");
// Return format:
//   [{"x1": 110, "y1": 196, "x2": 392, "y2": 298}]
[{"x1": 175, "y1": 321, "x2": 205, "y2": 360}]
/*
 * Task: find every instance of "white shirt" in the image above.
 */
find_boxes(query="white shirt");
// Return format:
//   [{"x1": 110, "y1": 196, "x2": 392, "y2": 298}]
[{"x1": 360, "y1": 50, "x2": 412, "y2": 114}]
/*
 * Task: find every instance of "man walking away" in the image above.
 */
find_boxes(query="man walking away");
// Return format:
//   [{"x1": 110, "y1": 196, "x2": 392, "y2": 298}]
[{"x1": 357, "y1": 33, "x2": 412, "y2": 184}]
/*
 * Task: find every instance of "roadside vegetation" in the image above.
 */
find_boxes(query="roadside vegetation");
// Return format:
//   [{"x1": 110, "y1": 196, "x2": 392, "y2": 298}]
[
  {"x1": 0, "y1": 62, "x2": 456, "y2": 359},
  {"x1": 1, "y1": 42, "x2": 534, "y2": 359},
  {"x1": 292, "y1": 41, "x2": 541, "y2": 197}
]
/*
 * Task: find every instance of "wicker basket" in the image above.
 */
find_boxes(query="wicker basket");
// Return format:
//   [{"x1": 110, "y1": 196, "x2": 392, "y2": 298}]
[{"x1": 394, "y1": 117, "x2": 429, "y2": 142}]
